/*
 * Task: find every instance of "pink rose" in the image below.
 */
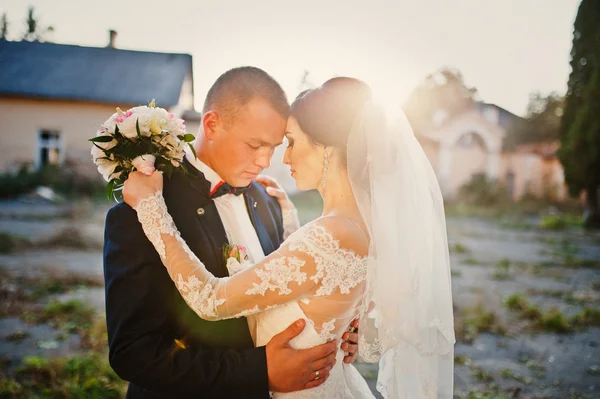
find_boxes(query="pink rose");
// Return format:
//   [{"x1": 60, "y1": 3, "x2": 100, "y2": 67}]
[
  {"x1": 115, "y1": 110, "x2": 133, "y2": 124},
  {"x1": 228, "y1": 245, "x2": 248, "y2": 261},
  {"x1": 238, "y1": 246, "x2": 248, "y2": 260}
]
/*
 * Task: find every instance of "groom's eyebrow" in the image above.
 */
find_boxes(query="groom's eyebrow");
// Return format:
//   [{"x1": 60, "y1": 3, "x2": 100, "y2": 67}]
[{"x1": 254, "y1": 138, "x2": 283, "y2": 147}]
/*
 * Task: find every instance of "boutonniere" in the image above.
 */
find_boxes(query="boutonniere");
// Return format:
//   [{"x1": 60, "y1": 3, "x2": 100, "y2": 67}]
[{"x1": 223, "y1": 244, "x2": 251, "y2": 275}]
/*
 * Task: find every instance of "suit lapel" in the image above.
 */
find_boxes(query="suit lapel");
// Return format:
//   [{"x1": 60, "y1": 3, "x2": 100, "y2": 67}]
[
  {"x1": 244, "y1": 191, "x2": 276, "y2": 256},
  {"x1": 171, "y1": 160, "x2": 230, "y2": 277}
]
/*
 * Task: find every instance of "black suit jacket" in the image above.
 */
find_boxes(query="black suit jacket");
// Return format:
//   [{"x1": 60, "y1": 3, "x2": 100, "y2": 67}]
[{"x1": 103, "y1": 161, "x2": 285, "y2": 399}]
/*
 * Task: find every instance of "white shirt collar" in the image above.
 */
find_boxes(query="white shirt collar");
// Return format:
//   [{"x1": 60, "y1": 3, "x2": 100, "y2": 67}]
[{"x1": 185, "y1": 152, "x2": 222, "y2": 192}]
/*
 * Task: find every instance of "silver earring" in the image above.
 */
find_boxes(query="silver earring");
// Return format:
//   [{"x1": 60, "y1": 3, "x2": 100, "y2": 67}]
[{"x1": 322, "y1": 151, "x2": 329, "y2": 188}]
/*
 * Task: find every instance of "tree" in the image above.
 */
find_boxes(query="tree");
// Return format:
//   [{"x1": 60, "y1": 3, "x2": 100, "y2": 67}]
[
  {"x1": 403, "y1": 67, "x2": 479, "y2": 134},
  {"x1": 504, "y1": 92, "x2": 564, "y2": 150},
  {"x1": 0, "y1": 13, "x2": 8, "y2": 40},
  {"x1": 559, "y1": 0, "x2": 600, "y2": 228},
  {"x1": 22, "y1": 7, "x2": 54, "y2": 42}
]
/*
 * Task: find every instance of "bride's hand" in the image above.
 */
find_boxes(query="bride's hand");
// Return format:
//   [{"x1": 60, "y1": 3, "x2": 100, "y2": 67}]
[
  {"x1": 255, "y1": 175, "x2": 293, "y2": 211},
  {"x1": 123, "y1": 171, "x2": 163, "y2": 209}
]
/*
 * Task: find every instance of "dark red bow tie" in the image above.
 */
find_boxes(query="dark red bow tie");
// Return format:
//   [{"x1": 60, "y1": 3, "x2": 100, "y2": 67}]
[{"x1": 210, "y1": 181, "x2": 252, "y2": 199}]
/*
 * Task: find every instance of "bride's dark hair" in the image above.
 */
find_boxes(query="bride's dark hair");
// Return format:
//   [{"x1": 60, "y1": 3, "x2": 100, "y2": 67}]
[{"x1": 289, "y1": 77, "x2": 372, "y2": 160}]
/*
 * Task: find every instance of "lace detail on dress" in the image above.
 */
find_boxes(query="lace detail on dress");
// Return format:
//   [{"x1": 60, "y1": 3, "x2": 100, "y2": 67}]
[
  {"x1": 282, "y1": 207, "x2": 301, "y2": 239},
  {"x1": 288, "y1": 224, "x2": 368, "y2": 296},
  {"x1": 175, "y1": 274, "x2": 226, "y2": 318},
  {"x1": 134, "y1": 190, "x2": 196, "y2": 261},
  {"x1": 245, "y1": 257, "x2": 307, "y2": 296},
  {"x1": 319, "y1": 319, "x2": 337, "y2": 341}
]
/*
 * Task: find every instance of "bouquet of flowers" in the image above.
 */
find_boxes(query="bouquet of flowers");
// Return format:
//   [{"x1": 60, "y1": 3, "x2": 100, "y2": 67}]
[{"x1": 90, "y1": 100, "x2": 196, "y2": 200}]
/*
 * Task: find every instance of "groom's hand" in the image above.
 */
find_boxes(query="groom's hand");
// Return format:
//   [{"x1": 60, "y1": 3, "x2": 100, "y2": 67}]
[{"x1": 266, "y1": 319, "x2": 338, "y2": 392}]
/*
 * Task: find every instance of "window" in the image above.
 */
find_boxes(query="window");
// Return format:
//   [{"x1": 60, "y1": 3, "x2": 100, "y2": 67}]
[
  {"x1": 457, "y1": 132, "x2": 485, "y2": 149},
  {"x1": 37, "y1": 129, "x2": 62, "y2": 168}
]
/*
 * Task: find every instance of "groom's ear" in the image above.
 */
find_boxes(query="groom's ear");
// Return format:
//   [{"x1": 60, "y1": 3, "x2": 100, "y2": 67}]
[{"x1": 202, "y1": 111, "x2": 220, "y2": 141}]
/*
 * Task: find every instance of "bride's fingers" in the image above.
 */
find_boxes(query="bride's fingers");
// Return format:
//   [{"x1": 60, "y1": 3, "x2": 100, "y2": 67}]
[
  {"x1": 265, "y1": 186, "x2": 286, "y2": 200},
  {"x1": 255, "y1": 175, "x2": 277, "y2": 187}
]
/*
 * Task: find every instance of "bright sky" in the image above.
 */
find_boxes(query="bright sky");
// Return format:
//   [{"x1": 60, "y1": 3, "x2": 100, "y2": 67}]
[{"x1": 1, "y1": 0, "x2": 580, "y2": 116}]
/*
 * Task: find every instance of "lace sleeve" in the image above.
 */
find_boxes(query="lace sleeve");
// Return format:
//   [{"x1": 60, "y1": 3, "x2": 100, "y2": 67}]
[
  {"x1": 134, "y1": 191, "x2": 367, "y2": 321},
  {"x1": 281, "y1": 207, "x2": 300, "y2": 239}
]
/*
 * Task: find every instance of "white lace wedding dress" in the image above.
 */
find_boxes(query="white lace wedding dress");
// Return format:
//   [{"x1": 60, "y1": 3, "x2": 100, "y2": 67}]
[{"x1": 134, "y1": 191, "x2": 375, "y2": 399}]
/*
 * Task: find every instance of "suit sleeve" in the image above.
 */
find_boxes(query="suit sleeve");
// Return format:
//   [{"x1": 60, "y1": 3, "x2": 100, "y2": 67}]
[{"x1": 103, "y1": 203, "x2": 269, "y2": 398}]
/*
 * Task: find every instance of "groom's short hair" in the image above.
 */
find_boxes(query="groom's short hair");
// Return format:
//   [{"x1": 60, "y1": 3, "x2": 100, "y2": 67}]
[{"x1": 203, "y1": 66, "x2": 289, "y2": 125}]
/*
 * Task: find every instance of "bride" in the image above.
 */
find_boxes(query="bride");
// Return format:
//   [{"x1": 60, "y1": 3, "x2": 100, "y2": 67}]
[{"x1": 122, "y1": 77, "x2": 455, "y2": 398}]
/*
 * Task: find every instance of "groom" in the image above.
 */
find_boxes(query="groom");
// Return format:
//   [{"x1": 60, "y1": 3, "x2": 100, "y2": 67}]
[{"x1": 103, "y1": 67, "x2": 359, "y2": 399}]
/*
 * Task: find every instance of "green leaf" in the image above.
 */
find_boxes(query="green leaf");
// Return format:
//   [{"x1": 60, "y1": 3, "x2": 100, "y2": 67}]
[
  {"x1": 113, "y1": 125, "x2": 126, "y2": 141},
  {"x1": 183, "y1": 134, "x2": 195, "y2": 142},
  {"x1": 136, "y1": 118, "x2": 141, "y2": 137},
  {"x1": 187, "y1": 143, "x2": 197, "y2": 159},
  {"x1": 89, "y1": 136, "x2": 114, "y2": 143},
  {"x1": 106, "y1": 179, "x2": 115, "y2": 201}
]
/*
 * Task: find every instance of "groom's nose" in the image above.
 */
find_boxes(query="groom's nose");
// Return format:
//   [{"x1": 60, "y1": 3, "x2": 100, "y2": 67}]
[{"x1": 254, "y1": 148, "x2": 271, "y2": 169}]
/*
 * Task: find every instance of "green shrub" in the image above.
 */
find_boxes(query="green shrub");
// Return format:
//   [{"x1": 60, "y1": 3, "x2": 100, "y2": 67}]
[
  {"x1": 0, "y1": 164, "x2": 105, "y2": 199},
  {"x1": 5, "y1": 353, "x2": 126, "y2": 398},
  {"x1": 458, "y1": 174, "x2": 508, "y2": 206}
]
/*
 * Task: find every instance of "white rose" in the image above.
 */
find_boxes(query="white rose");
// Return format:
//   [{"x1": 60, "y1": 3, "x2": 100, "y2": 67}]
[
  {"x1": 93, "y1": 134, "x2": 118, "y2": 151},
  {"x1": 151, "y1": 107, "x2": 170, "y2": 121},
  {"x1": 164, "y1": 117, "x2": 185, "y2": 135},
  {"x1": 96, "y1": 158, "x2": 120, "y2": 182},
  {"x1": 117, "y1": 115, "x2": 140, "y2": 138},
  {"x1": 90, "y1": 143, "x2": 104, "y2": 161}
]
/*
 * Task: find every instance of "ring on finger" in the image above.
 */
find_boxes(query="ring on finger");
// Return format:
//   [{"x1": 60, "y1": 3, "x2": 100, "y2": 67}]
[{"x1": 314, "y1": 370, "x2": 320, "y2": 380}]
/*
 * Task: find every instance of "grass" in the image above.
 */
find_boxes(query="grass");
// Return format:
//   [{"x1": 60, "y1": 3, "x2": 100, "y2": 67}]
[
  {"x1": 500, "y1": 368, "x2": 532, "y2": 385},
  {"x1": 454, "y1": 355, "x2": 470, "y2": 366},
  {"x1": 504, "y1": 293, "x2": 600, "y2": 332},
  {"x1": 27, "y1": 275, "x2": 101, "y2": 301},
  {"x1": 4, "y1": 331, "x2": 30, "y2": 342},
  {"x1": 0, "y1": 272, "x2": 124, "y2": 399},
  {"x1": 539, "y1": 213, "x2": 583, "y2": 231},
  {"x1": 454, "y1": 305, "x2": 506, "y2": 343},
  {"x1": 464, "y1": 257, "x2": 481, "y2": 266},
  {"x1": 492, "y1": 259, "x2": 512, "y2": 280},
  {"x1": 0, "y1": 353, "x2": 126, "y2": 398},
  {"x1": 588, "y1": 365, "x2": 600, "y2": 376},
  {"x1": 36, "y1": 227, "x2": 100, "y2": 250},
  {"x1": 463, "y1": 393, "x2": 509, "y2": 399},
  {"x1": 0, "y1": 232, "x2": 30, "y2": 254},
  {"x1": 471, "y1": 366, "x2": 494, "y2": 383},
  {"x1": 542, "y1": 238, "x2": 600, "y2": 270},
  {"x1": 450, "y1": 243, "x2": 470, "y2": 254},
  {"x1": 572, "y1": 307, "x2": 600, "y2": 327},
  {"x1": 22, "y1": 299, "x2": 96, "y2": 335}
]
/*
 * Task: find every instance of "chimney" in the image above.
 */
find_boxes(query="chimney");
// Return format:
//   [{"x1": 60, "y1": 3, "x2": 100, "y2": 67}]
[{"x1": 107, "y1": 30, "x2": 117, "y2": 48}]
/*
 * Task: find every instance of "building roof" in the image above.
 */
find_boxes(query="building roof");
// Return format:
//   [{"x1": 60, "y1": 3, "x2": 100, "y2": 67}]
[
  {"x1": 0, "y1": 40, "x2": 193, "y2": 107},
  {"x1": 475, "y1": 101, "x2": 520, "y2": 131}
]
